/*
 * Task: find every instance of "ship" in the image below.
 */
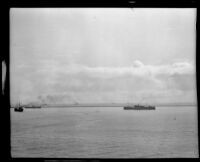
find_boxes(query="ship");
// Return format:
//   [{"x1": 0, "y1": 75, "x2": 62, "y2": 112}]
[
  {"x1": 14, "y1": 103, "x2": 24, "y2": 112},
  {"x1": 24, "y1": 105, "x2": 41, "y2": 109},
  {"x1": 124, "y1": 104, "x2": 156, "y2": 110}
]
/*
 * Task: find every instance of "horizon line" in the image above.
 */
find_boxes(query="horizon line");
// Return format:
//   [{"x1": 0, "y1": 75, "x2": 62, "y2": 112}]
[{"x1": 10, "y1": 102, "x2": 197, "y2": 107}]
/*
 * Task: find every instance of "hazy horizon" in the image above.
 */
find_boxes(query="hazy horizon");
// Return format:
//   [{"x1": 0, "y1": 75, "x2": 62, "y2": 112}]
[
  {"x1": 11, "y1": 101, "x2": 197, "y2": 107},
  {"x1": 10, "y1": 8, "x2": 197, "y2": 105}
]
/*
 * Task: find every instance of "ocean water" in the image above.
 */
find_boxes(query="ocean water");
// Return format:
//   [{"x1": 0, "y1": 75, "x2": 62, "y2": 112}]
[{"x1": 11, "y1": 106, "x2": 199, "y2": 158}]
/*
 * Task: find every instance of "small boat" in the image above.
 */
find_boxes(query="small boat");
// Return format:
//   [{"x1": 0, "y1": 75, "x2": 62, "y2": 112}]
[
  {"x1": 14, "y1": 103, "x2": 24, "y2": 112},
  {"x1": 124, "y1": 104, "x2": 155, "y2": 110}
]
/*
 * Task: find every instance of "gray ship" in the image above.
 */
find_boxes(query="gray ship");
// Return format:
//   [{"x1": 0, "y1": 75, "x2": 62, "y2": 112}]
[
  {"x1": 25, "y1": 105, "x2": 41, "y2": 109},
  {"x1": 124, "y1": 104, "x2": 156, "y2": 110}
]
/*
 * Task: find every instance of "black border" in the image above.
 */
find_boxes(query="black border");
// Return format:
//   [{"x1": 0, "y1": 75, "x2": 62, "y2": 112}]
[
  {"x1": 4, "y1": 0, "x2": 199, "y2": 161},
  {"x1": 7, "y1": 0, "x2": 198, "y2": 8}
]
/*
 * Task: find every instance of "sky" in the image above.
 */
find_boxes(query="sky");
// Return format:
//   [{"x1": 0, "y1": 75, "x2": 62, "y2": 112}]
[{"x1": 10, "y1": 8, "x2": 196, "y2": 105}]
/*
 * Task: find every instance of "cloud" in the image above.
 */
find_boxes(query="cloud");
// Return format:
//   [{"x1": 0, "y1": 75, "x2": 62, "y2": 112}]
[
  {"x1": 11, "y1": 59, "x2": 196, "y2": 104},
  {"x1": 36, "y1": 59, "x2": 194, "y2": 80},
  {"x1": 133, "y1": 60, "x2": 144, "y2": 68}
]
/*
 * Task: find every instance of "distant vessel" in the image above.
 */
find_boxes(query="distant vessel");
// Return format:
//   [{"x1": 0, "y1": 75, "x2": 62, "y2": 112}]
[
  {"x1": 24, "y1": 105, "x2": 41, "y2": 109},
  {"x1": 124, "y1": 104, "x2": 156, "y2": 110},
  {"x1": 14, "y1": 103, "x2": 24, "y2": 112}
]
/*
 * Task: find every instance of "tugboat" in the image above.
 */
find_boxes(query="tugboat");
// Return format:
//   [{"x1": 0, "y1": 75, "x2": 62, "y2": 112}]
[
  {"x1": 124, "y1": 104, "x2": 155, "y2": 110},
  {"x1": 14, "y1": 103, "x2": 24, "y2": 112}
]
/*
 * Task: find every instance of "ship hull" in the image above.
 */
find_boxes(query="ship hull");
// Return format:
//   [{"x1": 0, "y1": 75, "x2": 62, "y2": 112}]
[
  {"x1": 14, "y1": 107, "x2": 24, "y2": 112},
  {"x1": 124, "y1": 106, "x2": 155, "y2": 110},
  {"x1": 25, "y1": 106, "x2": 41, "y2": 109}
]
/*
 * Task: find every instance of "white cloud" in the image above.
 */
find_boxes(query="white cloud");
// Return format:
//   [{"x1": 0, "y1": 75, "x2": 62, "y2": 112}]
[
  {"x1": 12, "y1": 60, "x2": 195, "y2": 104},
  {"x1": 40, "y1": 60, "x2": 194, "y2": 79},
  {"x1": 133, "y1": 60, "x2": 144, "y2": 68}
]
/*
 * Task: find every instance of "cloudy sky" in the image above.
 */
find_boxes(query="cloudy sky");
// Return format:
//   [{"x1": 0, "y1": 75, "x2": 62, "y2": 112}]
[{"x1": 10, "y1": 8, "x2": 196, "y2": 105}]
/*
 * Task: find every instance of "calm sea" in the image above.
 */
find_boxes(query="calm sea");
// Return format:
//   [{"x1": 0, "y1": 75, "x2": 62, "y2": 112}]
[{"x1": 11, "y1": 106, "x2": 199, "y2": 158}]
